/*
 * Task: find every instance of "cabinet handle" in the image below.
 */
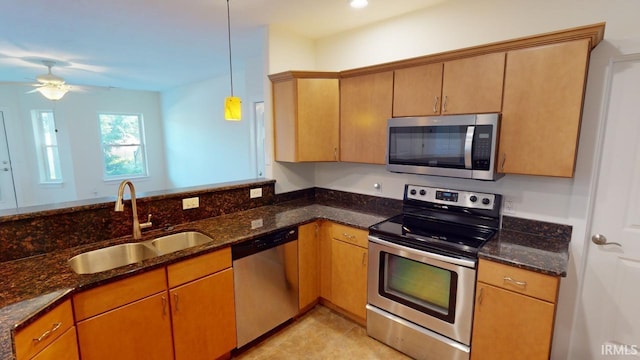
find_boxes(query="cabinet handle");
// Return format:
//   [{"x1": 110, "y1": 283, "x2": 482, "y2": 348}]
[
  {"x1": 174, "y1": 293, "x2": 180, "y2": 312},
  {"x1": 343, "y1": 233, "x2": 355, "y2": 239},
  {"x1": 334, "y1": 147, "x2": 338, "y2": 161},
  {"x1": 503, "y1": 276, "x2": 527, "y2": 289},
  {"x1": 162, "y1": 295, "x2": 168, "y2": 316},
  {"x1": 362, "y1": 252, "x2": 366, "y2": 266},
  {"x1": 442, "y1": 95, "x2": 448, "y2": 112},
  {"x1": 500, "y1": 153, "x2": 506, "y2": 171},
  {"x1": 477, "y1": 287, "x2": 484, "y2": 306},
  {"x1": 315, "y1": 223, "x2": 319, "y2": 237},
  {"x1": 32, "y1": 322, "x2": 62, "y2": 343},
  {"x1": 433, "y1": 96, "x2": 439, "y2": 113}
]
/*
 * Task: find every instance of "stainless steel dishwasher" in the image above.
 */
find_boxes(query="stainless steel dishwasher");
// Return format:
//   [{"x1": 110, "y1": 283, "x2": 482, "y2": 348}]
[{"x1": 232, "y1": 226, "x2": 299, "y2": 348}]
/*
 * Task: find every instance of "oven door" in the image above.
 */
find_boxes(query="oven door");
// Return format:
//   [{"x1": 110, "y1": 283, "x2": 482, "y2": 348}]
[{"x1": 367, "y1": 235, "x2": 476, "y2": 345}]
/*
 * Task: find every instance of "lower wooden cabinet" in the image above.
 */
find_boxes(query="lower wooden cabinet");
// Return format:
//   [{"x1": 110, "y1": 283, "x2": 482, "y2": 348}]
[
  {"x1": 298, "y1": 222, "x2": 321, "y2": 312},
  {"x1": 170, "y1": 269, "x2": 236, "y2": 360},
  {"x1": 14, "y1": 299, "x2": 78, "y2": 360},
  {"x1": 330, "y1": 237, "x2": 368, "y2": 322},
  {"x1": 73, "y1": 248, "x2": 236, "y2": 360},
  {"x1": 471, "y1": 259, "x2": 560, "y2": 360},
  {"x1": 31, "y1": 326, "x2": 80, "y2": 360},
  {"x1": 76, "y1": 292, "x2": 174, "y2": 360},
  {"x1": 317, "y1": 221, "x2": 369, "y2": 324}
]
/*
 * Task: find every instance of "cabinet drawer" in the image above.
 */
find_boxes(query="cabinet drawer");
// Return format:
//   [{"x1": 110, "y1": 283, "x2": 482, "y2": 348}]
[
  {"x1": 167, "y1": 247, "x2": 231, "y2": 288},
  {"x1": 15, "y1": 300, "x2": 74, "y2": 360},
  {"x1": 30, "y1": 326, "x2": 79, "y2": 360},
  {"x1": 477, "y1": 259, "x2": 559, "y2": 303},
  {"x1": 329, "y1": 223, "x2": 368, "y2": 248},
  {"x1": 73, "y1": 267, "x2": 167, "y2": 321}
]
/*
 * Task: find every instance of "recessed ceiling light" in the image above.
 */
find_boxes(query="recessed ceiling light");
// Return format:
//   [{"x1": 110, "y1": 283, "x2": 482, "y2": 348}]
[{"x1": 350, "y1": 0, "x2": 368, "y2": 9}]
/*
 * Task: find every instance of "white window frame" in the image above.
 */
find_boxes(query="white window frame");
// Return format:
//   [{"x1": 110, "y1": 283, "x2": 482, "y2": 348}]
[
  {"x1": 98, "y1": 112, "x2": 149, "y2": 181},
  {"x1": 31, "y1": 110, "x2": 63, "y2": 184}
]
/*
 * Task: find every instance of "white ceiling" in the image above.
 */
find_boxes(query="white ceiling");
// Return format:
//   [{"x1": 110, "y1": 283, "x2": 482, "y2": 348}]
[{"x1": 0, "y1": 0, "x2": 446, "y2": 91}]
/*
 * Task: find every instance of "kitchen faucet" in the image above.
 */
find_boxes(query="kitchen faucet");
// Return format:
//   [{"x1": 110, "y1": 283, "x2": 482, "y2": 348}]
[{"x1": 114, "y1": 180, "x2": 152, "y2": 240}]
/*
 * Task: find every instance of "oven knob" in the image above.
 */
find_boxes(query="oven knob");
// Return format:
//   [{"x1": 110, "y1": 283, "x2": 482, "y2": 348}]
[
  {"x1": 482, "y1": 198, "x2": 491, "y2": 205},
  {"x1": 469, "y1": 195, "x2": 478, "y2": 203},
  {"x1": 410, "y1": 189, "x2": 417, "y2": 195},
  {"x1": 419, "y1": 189, "x2": 426, "y2": 196}
]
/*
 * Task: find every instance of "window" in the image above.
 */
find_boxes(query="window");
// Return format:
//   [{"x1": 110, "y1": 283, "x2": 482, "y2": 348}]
[
  {"x1": 98, "y1": 113, "x2": 148, "y2": 179},
  {"x1": 31, "y1": 110, "x2": 62, "y2": 183}
]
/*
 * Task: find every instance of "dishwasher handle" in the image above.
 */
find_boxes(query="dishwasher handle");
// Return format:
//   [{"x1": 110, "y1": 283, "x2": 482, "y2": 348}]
[{"x1": 231, "y1": 227, "x2": 298, "y2": 260}]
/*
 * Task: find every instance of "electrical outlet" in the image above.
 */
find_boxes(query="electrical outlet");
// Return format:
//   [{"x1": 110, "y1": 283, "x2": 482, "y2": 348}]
[
  {"x1": 250, "y1": 188, "x2": 262, "y2": 199},
  {"x1": 251, "y1": 218, "x2": 264, "y2": 229},
  {"x1": 503, "y1": 197, "x2": 516, "y2": 214},
  {"x1": 182, "y1": 197, "x2": 199, "y2": 210}
]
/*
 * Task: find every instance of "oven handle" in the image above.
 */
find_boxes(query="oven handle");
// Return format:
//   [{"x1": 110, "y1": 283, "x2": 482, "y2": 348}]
[
  {"x1": 464, "y1": 126, "x2": 475, "y2": 169},
  {"x1": 369, "y1": 235, "x2": 477, "y2": 269}
]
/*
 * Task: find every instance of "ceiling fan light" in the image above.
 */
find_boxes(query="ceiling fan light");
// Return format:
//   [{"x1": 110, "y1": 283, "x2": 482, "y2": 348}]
[
  {"x1": 224, "y1": 96, "x2": 242, "y2": 121},
  {"x1": 36, "y1": 84, "x2": 69, "y2": 101},
  {"x1": 350, "y1": 0, "x2": 368, "y2": 8}
]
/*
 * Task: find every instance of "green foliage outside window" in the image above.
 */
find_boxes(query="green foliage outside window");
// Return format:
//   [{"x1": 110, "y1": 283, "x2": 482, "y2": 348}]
[{"x1": 98, "y1": 113, "x2": 147, "y2": 178}]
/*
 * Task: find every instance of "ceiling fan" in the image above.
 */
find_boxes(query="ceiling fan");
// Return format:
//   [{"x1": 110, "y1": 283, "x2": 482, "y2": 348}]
[{"x1": 27, "y1": 60, "x2": 72, "y2": 100}]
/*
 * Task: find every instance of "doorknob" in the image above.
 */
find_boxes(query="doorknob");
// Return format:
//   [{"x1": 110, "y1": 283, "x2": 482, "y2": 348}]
[{"x1": 591, "y1": 234, "x2": 622, "y2": 247}]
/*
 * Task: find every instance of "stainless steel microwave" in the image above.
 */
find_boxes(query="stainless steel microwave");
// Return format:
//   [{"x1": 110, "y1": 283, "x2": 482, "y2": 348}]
[{"x1": 386, "y1": 113, "x2": 503, "y2": 181}]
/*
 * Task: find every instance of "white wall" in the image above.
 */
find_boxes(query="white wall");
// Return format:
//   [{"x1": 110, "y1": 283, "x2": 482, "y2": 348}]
[
  {"x1": 0, "y1": 83, "x2": 167, "y2": 207},
  {"x1": 267, "y1": 1, "x2": 640, "y2": 359},
  {"x1": 162, "y1": 27, "x2": 268, "y2": 188}
]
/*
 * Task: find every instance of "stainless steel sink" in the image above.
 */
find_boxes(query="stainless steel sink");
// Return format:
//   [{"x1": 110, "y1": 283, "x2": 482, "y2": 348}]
[
  {"x1": 68, "y1": 231, "x2": 215, "y2": 274},
  {"x1": 150, "y1": 231, "x2": 215, "y2": 255},
  {"x1": 68, "y1": 243, "x2": 158, "y2": 275}
]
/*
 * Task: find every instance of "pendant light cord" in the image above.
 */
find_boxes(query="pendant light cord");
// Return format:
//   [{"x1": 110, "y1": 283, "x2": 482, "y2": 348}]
[{"x1": 226, "y1": 0, "x2": 234, "y2": 96}]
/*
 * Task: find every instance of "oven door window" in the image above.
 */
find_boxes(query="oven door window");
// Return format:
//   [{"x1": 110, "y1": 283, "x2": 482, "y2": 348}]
[
  {"x1": 379, "y1": 251, "x2": 457, "y2": 323},
  {"x1": 388, "y1": 125, "x2": 469, "y2": 169}
]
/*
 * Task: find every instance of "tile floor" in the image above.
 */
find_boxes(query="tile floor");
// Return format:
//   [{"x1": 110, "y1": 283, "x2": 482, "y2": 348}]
[{"x1": 233, "y1": 305, "x2": 411, "y2": 359}]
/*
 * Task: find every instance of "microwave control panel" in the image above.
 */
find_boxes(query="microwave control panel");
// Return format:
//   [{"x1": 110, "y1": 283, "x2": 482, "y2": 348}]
[{"x1": 406, "y1": 185, "x2": 496, "y2": 210}]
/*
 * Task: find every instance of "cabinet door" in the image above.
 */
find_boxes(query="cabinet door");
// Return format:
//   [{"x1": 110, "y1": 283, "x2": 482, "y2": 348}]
[
  {"x1": 471, "y1": 283, "x2": 555, "y2": 360},
  {"x1": 298, "y1": 222, "x2": 320, "y2": 311},
  {"x1": 170, "y1": 268, "x2": 236, "y2": 360},
  {"x1": 319, "y1": 221, "x2": 332, "y2": 301},
  {"x1": 273, "y1": 77, "x2": 339, "y2": 162},
  {"x1": 330, "y1": 239, "x2": 368, "y2": 321},
  {"x1": 393, "y1": 63, "x2": 444, "y2": 117},
  {"x1": 499, "y1": 39, "x2": 590, "y2": 177},
  {"x1": 340, "y1": 71, "x2": 393, "y2": 164},
  {"x1": 30, "y1": 327, "x2": 79, "y2": 360},
  {"x1": 441, "y1": 52, "x2": 505, "y2": 114},
  {"x1": 76, "y1": 292, "x2": 174, "y2": 360}
]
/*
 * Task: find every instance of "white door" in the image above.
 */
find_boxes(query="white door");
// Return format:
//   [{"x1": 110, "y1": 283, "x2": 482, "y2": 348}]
[
  {"x1": 0, "y1": 111, "x2": 17, "y2": 210},
  {"x1": 574, "y1": 55, "x2": 640, "y2": 359}
]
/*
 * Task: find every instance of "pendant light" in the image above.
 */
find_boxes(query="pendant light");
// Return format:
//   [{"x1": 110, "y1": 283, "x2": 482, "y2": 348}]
[{"x1": 224, "y1": 0, "x2": 241, "y2": 121}]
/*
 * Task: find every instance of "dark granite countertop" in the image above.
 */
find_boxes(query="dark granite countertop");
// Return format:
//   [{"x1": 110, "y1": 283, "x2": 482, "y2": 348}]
[
  {"x1": 0, "y1": 206, "x2": 571, "y2": 359},
  {"x1": 0, "y1": 202, "x2": 387, "y2": 359},
  {"x1": 478, "y1": 216, "x2": 572, "y2": 277}
]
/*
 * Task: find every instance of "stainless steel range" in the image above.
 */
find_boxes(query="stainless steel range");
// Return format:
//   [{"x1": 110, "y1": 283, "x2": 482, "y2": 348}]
[{"x1": 367, "y1": 184, "x2": 501, "y2": 360}]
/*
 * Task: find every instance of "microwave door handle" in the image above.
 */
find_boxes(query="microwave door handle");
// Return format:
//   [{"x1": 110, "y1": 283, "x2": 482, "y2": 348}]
[{"x1": 464, "y1": 126, "x2": 475, "y2": 169}]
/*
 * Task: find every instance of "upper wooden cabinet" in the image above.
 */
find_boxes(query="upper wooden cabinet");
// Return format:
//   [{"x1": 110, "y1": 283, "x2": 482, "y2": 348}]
[
  {"x1": 270, "y1": 22, "x2": 604, "y2": 171},
  {"x1": 499, "y1": 39, "x2": 591, "y2": 177},
  {"x1": 270, "y1": 71, "x2": 340, "y2": 162},
  {"x1": 393, "y1": 53, "x2": 504, "y2": 117},
  {"x1": 393, "y1": 62, "x2": 443, "y2": 117},
  {"x1": 441, "y1": 52, "x2": 505, "y2": 114},
  {"x1": 340, "y1": 71, "x2": 393, "y2": 164}
]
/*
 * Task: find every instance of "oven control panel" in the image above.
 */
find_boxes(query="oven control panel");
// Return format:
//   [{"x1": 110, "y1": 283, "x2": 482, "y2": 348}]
[{"x1": 406, "y1": 185, "x2": 497, "y2": 210}]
